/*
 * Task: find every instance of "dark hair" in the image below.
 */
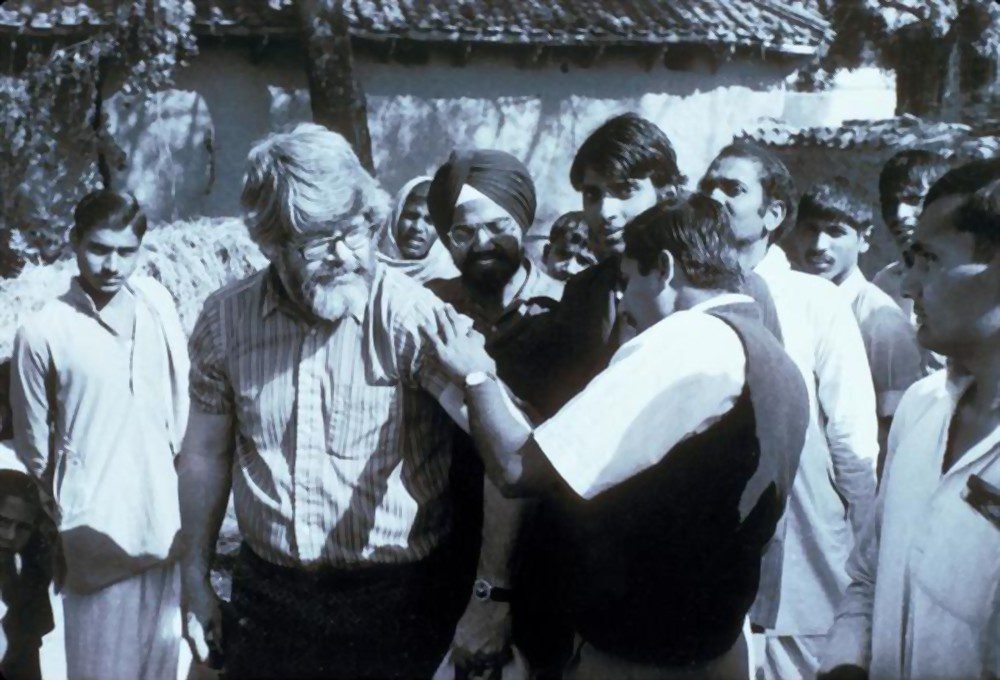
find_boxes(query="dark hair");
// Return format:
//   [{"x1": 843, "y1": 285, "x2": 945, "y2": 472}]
[
  {"x1": 71, "y1": 190, "x2": 148, "y2": 241},
  {"x1": 570, "y1": 113, "x2": 685, "y2": 191},
  {"x1": 0, "y1": 359, "x2": 10, "y2": 441},
  {"x1": 0, "y1": 469, "x2": 40, "y2": 511},
  {"x1": 797, "y1": 178, "x2": 873, "y2": 234},
  {"x1": 878, "y1": 150, "x2": 949, "y2": 224},
  {"x1": 624, "y1": 194, "x2": 744, "y2": 292},
  {"x1": 708, "y1": 141, "x2": 797, "y2": 243},
  {"x1": 548, "y1": 211, "x2": 585, "y2": 240},
  {"x1": 924, "y1": 158, "x2": 1000, "y2": 262}
]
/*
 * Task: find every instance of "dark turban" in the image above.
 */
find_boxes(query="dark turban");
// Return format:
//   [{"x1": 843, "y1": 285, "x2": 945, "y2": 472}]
[{"x1": 427, "y1": 149, "x2": 537, "y2": 238}]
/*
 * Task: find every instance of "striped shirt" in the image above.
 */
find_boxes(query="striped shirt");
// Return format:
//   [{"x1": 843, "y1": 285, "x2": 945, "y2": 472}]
[{"x1": 188, "y1": 264, "x2": 457, "y2": 568}]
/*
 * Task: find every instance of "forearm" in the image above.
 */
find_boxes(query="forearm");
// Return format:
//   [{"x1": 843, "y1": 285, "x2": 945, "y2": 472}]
[
  {"x1": 466, "y1": 377, "x2": 551, "y2": 497},
  {"x1": 177, "y1": 414, "x2": 234, "y2": 581},
  {"x1": 475, "y1": 478, "x2": 532, "y2": 584}
]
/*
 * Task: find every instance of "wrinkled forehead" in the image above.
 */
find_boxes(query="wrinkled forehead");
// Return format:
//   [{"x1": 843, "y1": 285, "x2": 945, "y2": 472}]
[
  {"x1": 452, "y1": 185, "x2": 516, "y2": 227},
  {"x1": 297, "y1": 189, "x2": 369, "y2": 237}
]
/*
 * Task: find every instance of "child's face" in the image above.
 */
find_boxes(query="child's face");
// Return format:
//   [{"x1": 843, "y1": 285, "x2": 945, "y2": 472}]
[{"x1": 0, "y1": 495, "x2": 37, "y2": 554}]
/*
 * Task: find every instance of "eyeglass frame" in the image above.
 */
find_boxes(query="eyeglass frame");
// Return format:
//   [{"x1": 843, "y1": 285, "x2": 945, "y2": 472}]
[
  {"x1": 448, "y1": 215, "x2": 521, "y2": 246},
  {"x1": 293, "y1": 220, "x2": 374, "y2": 262}
]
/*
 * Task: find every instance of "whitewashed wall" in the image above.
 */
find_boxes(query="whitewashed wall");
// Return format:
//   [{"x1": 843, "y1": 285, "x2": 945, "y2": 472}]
[{"x1": 108, "y1": 42, "x2": 894, "y2": 231}]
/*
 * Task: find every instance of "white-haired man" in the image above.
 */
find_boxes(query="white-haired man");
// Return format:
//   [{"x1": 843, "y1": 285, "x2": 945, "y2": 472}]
[{"x1": 179, "y1": 123, "x2": 479, "y2": 678}]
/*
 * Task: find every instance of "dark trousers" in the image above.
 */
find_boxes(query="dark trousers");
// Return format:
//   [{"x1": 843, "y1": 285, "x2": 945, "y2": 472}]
[{"x1": 227, "y1": 544, "x2": 466, "y2": 680}]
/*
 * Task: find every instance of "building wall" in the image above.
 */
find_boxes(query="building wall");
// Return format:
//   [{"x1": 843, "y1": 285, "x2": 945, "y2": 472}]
[{"x1": 107, "y1": 40, "x2": 895, "y2": 236}]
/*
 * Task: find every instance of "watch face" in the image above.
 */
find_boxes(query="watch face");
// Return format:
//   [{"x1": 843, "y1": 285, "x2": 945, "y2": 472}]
[{"x1": 473, "y1": 579, "x2": 490, "y2": 600}]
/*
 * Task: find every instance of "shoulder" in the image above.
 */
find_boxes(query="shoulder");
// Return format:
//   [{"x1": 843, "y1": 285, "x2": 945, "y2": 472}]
[
  {"x1": 775, "y1": 270, "x2": 853, "y2": 324},
  {"x1": 380, "y1": 266, "x2": 447, "y2": 328},
  {"x1": 130, "y1": 276, "x2": 178, "y2": 310},
  {"x1": 854, "y1": 282, "x2": 913, "y2": 333},
  {"x1": 16, "y1": 298, "x2": 71, "y2": 348},
  {"x1": 893, "y1": 370, "x2": 950, "y2": 427},
  {"x1": 423, "y1": 276, "x2": 465, "y2": 308},
  {"x1": 200, "y1": 268, "x2": 268, "y2": 314},
  {"x1": 624, "y1": 310, "x2": 745, "y2": 371}
]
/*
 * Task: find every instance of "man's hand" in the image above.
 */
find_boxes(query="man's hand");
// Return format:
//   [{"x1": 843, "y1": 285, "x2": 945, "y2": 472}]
[
  {"x1": 182, "y1": 573, "x2": 224, "y2": 666},
  {"x1": 434, "y1": 598, "x2": 517, "y2": 680},
  {"x1": 423, "y1": 306, "x2": 497, "y2": 384}
]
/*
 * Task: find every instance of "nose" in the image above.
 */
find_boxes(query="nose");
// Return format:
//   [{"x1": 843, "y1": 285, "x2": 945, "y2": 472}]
[
  {"x1": 324, "y1": 239, "x2": 351, "y2": 265},
  {"x1": 710, "y1": 187, "x2": 728, "y2": 206},
  {"x1": 600, "y1": 197, "x2": 624, "y2": 225},
  {"x1": 815, "y1": 232, "x2": 832, "y2": 251},
  {"x1": 471, "y1": 227, "x2": 492, "y2": 251},
  {"x1": 104, "y1": 251, "x2": 120, "y2": 273}
]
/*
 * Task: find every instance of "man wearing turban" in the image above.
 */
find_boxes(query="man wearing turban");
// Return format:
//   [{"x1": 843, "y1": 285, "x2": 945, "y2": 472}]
[{"x1": 426, "y1": 149, "x2": 562, "y2": 679}]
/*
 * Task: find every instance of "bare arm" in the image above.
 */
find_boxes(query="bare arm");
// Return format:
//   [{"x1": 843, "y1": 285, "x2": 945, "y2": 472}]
[
  {"x1": 466, "y1": 376, "x2": 554, "y2": 497},
  {"x1": 178, "y1": 410, "x2": 233, "y2": 586},
  {"x1": 178, "y1": 410, "x2": 233, "y2": 664}
]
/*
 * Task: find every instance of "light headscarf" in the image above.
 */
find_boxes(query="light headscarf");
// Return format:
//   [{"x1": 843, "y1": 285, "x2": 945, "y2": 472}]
[{"x1": 376, "y1": 176, "x2": 459, "y2": 284}]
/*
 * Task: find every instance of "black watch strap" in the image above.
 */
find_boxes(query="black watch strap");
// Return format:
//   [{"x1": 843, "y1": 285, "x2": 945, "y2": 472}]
[{"x1": 473, "y1": 578, "x2": 514, "y2": 603}]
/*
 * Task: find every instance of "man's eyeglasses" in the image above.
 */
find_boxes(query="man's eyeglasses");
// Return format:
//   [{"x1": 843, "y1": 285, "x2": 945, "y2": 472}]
[
  {"x1": 296, "y1": 229, "x2": 370, "y2": 261},
  {"x1": 449, "y1": 218, "x2": 519, "y2": 246}
]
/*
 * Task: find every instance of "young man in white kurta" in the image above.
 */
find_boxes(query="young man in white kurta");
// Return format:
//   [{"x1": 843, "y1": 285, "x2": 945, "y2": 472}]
[
  {"x1": 701, "y1": 144, "x2": 880, "y2": 679},
  {"x1": 11, "y1": 192, "x2": 190, "y2": 680}
]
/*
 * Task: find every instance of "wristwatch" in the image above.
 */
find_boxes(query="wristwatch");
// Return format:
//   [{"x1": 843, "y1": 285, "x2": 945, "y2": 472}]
[{"x1": 473, "y1": 578, "x2": 514, "y2": 603}]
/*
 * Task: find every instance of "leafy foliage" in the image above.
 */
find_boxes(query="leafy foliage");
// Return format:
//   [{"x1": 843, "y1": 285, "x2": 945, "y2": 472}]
[
  {"x1": 0, "y1": 1, "x2": 198, "y2": 276},
  {"x1": 0, "y1": 216, "x2": 265, "y2": 359}
]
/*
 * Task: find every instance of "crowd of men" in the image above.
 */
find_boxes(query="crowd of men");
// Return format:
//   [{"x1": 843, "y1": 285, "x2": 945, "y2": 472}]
[{"x1": 0, "y1": 113, "x2": 997, "y2": 680}]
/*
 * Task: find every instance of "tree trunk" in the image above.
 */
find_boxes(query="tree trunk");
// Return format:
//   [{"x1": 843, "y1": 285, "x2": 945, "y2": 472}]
[{"x1": 298, "y1": 0, "x2": 374, "y2": 173}]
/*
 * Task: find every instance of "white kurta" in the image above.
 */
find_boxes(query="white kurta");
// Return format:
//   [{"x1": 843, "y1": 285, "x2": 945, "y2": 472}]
[
  {"x1": 751, "y1": 246, "x2": 880, "y2": 635},
  {"x1": 823, "y1": 369, "x2": 1000, "y2": 679}
]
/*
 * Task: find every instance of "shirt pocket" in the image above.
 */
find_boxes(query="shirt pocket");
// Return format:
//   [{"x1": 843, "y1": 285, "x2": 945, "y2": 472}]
[
  {"x1": 909, "y1": 487, "x2": 1000, "y2": 629},
  {"x1": 326, "y1": 379, "x2": 400, "y2": 461}
]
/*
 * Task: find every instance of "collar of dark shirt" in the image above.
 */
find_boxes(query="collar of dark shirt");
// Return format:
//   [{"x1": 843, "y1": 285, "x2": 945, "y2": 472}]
[
  {"x1": 65, "y1": 276, "x2": 137, "y2": 338},
  {"x1": 439, "y1": 258, "x2": 558, "y2": 332},
  {"x1": 261, "y1": 264, "x2": 372, "y2": 326}
]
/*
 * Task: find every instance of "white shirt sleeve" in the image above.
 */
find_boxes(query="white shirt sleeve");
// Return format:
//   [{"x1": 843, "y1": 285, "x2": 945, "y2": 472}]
[
  {"x1": 815, "y1": 292, "x2": 880, "y2": 536},
  {"x1": 534, "y1": 311, "x2": 746, "y2": 499}
]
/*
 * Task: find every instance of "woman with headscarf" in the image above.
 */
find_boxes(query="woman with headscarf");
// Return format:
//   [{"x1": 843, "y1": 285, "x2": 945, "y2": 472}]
[{"x1": 376, "y1": 176, "x2": 459, "y2": 283}]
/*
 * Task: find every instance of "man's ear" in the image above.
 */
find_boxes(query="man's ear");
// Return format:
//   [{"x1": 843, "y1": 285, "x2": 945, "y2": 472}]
[
  {"x1": 859, "y1": 225, "x2": 873, "y2": 254},
  {"x1": 657, "y1": 249, "x2": 675, "y2": 285},
  {"x1": 763, "y1": 200, "x2": 787, "y2": 235}
]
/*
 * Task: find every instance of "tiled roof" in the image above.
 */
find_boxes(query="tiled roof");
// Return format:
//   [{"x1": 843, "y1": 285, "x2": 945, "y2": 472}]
[
  {"x1": 744, "y1": 115, "x2": 1000, "y2": 158},
  {"x1": 0, "y1": 0, "x2": 829, "y2": 53},
  {"x1": 342, "y1": 0, "x2": 829, "y2": 52}
]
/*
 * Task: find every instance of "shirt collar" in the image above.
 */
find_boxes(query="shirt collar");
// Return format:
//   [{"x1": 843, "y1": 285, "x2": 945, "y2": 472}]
[
  {"x1": 261, "y1": 264, "x2": 371, "y2": 325},
  {"x1": 66, "y1": 277, "x2": 137, "y2": 338},
  {"x1": 688, "y1": 293, "x2": 756, "y2": 313},
  {"x1": 753, "y1": 245, "x2": 790, "y2": 277},
  {"x1": 837, "y1": 266, "x2": 868, "y2": 305}
]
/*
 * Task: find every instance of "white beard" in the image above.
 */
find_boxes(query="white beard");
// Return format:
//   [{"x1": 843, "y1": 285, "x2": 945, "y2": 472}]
[{"x1": 301, "y1": 272, "x2": 370, "y2": 322}]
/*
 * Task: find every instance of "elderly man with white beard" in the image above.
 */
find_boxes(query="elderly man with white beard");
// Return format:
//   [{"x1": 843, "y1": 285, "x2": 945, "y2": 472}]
[{"x1": 178, "y1": 123, "x2": 485, "y2": 679}]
